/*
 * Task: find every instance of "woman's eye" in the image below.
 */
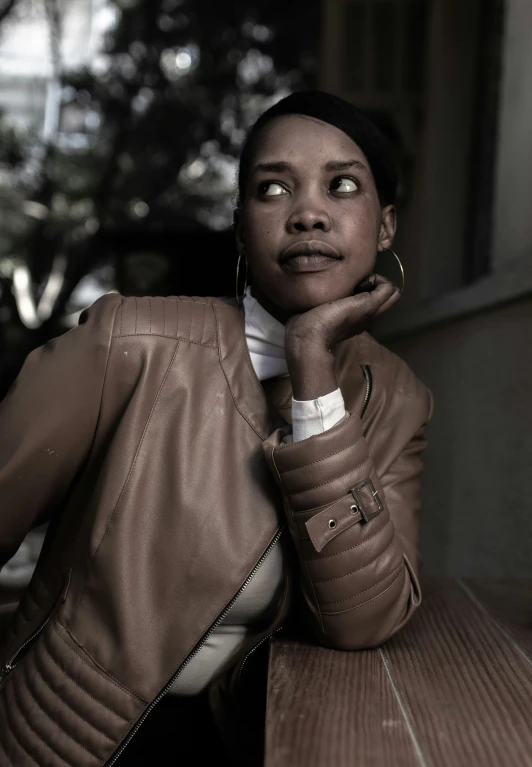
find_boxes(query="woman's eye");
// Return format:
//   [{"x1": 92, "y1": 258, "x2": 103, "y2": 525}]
[
  {"x1": 331, "y1": 176, "x2": 358, "y2": 193},
  {"x1": 258, "y1": 181, "x2": 287, "y2": 197}
]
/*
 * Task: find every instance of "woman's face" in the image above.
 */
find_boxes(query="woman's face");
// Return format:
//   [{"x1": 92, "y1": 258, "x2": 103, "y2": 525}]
[{"x1": 236, "y1": 114, "x2": 396, "y2": 321}]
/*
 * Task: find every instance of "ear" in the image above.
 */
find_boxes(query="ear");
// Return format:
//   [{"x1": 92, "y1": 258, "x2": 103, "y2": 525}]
[
  {"x1": 377, "y1": 204, "x2": 396, "y2": 251},
  {"x1": 233, "y1": 208, "x2": 245, "y2": 252}
]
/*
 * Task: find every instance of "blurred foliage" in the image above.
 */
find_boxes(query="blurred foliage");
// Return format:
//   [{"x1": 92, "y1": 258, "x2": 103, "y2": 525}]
[
  {"x1": 0, "y1": 0, "x2": 319, "y2": 397},
  {"x1": 57, "y1": 0, "x2": 319, "y2": 231}
]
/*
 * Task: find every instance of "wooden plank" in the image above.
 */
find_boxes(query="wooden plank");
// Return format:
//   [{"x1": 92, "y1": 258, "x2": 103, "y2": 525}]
[
  {"x1": 460, "y1": 577, "x2": 532, "y2": 658},
  {"x1": 381, "y1": 578, "x2": 532, "y2": 767},
  {"x1": 266, "y1": 578, "x2": 532, "y2": 767},
  {"x1": 265, "y1": 639, "x2": 423, "y2": 767}
]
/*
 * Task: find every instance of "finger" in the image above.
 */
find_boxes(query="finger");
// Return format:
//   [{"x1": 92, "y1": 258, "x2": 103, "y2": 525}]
[
  {"x1": 335, "y1": 278, "x2": 396, "y2": 320},
  {"x1": 371, "y1": 273, "x2": 396, "y2": 289},
  {"x1": 364, "y1": 279, "x2": 396, "y2": 308},
  {"x1": 373, "y1": 287, "x2": 401, "y2": 316},
  {"x1": 357, "y1": 274, "x2": 390, "y2": 295},
  {"x1": 354, "y1": 282, "x2": 396, "y2": 325}
]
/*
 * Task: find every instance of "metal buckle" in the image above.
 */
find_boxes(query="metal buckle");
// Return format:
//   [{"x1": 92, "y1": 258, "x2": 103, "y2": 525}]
[{"x1": 349, "y1": 478, "x2": 384, "y2": 522}]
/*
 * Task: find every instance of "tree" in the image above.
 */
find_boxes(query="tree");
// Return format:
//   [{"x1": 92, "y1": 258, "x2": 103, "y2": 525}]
[
  {"x1": 61, "y1": 0, "x2": 320, "y2": 232},
  {"x1": 0, "y1": 0, "x2": 320, "y2": 397}
]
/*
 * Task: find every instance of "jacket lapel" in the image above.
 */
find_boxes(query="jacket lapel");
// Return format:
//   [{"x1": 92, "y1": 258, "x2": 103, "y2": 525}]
[
  {"x1": 213, "y1": 296, "x2": 371, "y2": 432},
  {"x1": 213, "y1": 297, "x2": 284, "y2": 438}
]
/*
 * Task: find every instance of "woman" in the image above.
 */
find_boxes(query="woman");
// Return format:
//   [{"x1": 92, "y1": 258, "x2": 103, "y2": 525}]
[{"x1": 0, "y1": 91, "x2": 433, "y2": 766}]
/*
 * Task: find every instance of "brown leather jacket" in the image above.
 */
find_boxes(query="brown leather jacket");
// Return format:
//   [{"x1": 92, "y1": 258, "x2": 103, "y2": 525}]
[{"x1": 0, "y1": 293, "x2": 433, "y2": 766}]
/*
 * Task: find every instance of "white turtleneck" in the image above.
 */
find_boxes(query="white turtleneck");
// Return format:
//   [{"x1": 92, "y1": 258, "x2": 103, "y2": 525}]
[
  {"x1": 242, "y1": 285, "x2": 346, "y2": 441},
  {"x1": 169, "y1": 286, "x2": 346, "y2": 696}
]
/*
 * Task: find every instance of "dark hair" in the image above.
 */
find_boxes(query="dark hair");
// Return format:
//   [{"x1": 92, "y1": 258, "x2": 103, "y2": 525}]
[{"x1": 237, "y1": 90, "x2": 398, "y2": 207}]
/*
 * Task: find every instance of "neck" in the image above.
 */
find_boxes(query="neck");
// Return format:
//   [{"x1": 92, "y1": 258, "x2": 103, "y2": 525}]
[{"x1": 249, "y1": 283, "x2": 294, "y2": 326}]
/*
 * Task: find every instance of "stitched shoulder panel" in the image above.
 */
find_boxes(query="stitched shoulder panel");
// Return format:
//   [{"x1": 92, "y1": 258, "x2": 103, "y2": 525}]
[
  {"x1": 356, "y1": 331, "x2": 432, "y2": 409},
  {"x1": 112, "y1": 295, "x2": 217, "y2": 346}
]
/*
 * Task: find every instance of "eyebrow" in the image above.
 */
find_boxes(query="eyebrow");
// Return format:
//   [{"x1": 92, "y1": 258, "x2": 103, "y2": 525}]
[{"x1": 251, "y1": 159, "x2": 368, "y2": 175}]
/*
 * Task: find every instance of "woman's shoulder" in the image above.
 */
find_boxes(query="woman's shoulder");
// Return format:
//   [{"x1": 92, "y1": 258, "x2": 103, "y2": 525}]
[{"x1": 81, "y1": 293, "x2": 223, "y2": 347}]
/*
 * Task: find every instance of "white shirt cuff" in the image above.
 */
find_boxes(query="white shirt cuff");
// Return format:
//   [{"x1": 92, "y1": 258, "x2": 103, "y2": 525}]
[{"x1": 290, "y1": 387, "x2": 346, "y2": 443}]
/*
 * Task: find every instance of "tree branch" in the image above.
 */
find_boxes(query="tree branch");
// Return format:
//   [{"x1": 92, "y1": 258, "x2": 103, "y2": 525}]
[{"x1": 0, "y1": 0, "x2": 19, "y2": 26}]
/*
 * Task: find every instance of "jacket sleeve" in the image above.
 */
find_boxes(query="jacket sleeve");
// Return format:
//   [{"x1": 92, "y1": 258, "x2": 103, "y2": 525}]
[
  {"x1": 0, "y1": 293, "x2": 122, "y2": 570},
  {"x1": 262, "y1": 387, "x2": 433, "y2": 650}
]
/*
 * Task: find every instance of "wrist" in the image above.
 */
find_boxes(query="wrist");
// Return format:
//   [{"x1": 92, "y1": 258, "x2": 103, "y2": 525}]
[
  {"x1": 285, "y1": 344, "x2": 338, "y2": 401},
  {"x1": 285, "y1": 335, "x2": 330, "y2": 361}
]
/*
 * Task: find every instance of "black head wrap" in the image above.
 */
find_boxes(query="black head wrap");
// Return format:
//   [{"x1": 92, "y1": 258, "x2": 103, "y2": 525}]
[{"x1": 237, "y1": 90, "x2": 398, "y2": 207}]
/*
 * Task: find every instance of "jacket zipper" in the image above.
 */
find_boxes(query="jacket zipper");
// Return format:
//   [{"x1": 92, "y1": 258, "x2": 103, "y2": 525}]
[
  {"x1": 0, "y1": 610, "x2": 55, "y2": 681},
  {"x1": 106, "y1": 525, "x2": 285, "y2": 766},
  {"x1": 360, "y1": 364, "x2": 372, "y2": 419},
  {"x1": 235, "y1": 625, "x2": 285, "y2": 689},
  {"x1": 1, "y1": 569, "x2": 71, "y2": 682}
]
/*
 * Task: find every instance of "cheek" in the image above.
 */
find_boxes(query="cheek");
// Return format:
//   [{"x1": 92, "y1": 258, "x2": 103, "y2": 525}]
[
  {"x1": 245, "y1": 208, "x2": 281, "y2": 248},
  {"x1": 343, "y1": 198, "x2": 381, "y2": 242}
]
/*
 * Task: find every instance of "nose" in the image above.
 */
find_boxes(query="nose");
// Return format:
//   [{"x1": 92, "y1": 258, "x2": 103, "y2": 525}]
[{"x1": 286, "y1": 197, "x2": 332, "y2": 233}]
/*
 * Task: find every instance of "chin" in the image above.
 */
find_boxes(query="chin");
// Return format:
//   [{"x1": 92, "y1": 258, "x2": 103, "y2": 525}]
[{"x1": 278, "y1": 280, "x2": 353, "y2": 312}]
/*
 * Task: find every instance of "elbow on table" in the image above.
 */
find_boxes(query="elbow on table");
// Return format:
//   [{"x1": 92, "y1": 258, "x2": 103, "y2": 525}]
[
  {"x1": 322, "y1": 623, "x2": 408, "y2": 652},
  {"x1": 317, "y1": 569, "x2": 422, "y2": 652},
  {"x1": 317, "y1": 627, "x2": 403, "y2": 653}
]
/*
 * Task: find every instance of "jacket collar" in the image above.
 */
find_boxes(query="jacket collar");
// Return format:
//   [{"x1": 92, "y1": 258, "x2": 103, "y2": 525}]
[
  {"x1": 212, "y1": 296, "x2": 369, "y2": 436},
  {"x1": 213, "y1": 297, "x2": 288, "y2": 439}
]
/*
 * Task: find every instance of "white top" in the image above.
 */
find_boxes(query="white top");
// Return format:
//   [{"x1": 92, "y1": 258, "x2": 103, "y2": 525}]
[
  {"x1": 169, "y1": 286, "x2": 346, "y2": 695},
  {"x1": 243, "y1": 285, "x2": 346, "y2": 441}
]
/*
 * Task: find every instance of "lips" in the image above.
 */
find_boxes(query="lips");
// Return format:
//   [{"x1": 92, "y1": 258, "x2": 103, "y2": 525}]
[{"x1": 279, "y1": 240, "x2": 342, "y2": 263}]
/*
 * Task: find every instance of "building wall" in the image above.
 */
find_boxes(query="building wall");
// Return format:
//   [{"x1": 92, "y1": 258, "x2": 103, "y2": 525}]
[
  {"x1": 383, "y1": 296, "x2": 532, "y2": 577},
  {"x1": 492, "y1": 0, "x2": 532, "y2": 268},
  {"x1": 376, "y1": 0, "x2": 532, "y2": 577}
]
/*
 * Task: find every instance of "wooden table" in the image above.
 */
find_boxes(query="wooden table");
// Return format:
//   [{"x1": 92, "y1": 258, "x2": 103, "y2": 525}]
[{"x1": 265, "y1": 577, "x2": 532, "y2": 767}]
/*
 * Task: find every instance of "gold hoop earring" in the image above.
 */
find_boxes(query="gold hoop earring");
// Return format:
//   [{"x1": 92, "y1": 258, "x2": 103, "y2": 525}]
[
  {"x1": 378, "y1": 248, "x2": 405, "y2": 294},
  {"x1": 235, "y1": 249, "x2": 248, "y2": 306}
]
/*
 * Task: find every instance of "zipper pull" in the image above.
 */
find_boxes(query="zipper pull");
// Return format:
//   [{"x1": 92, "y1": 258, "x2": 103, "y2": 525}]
[{"x1": 0, "y1": 661, "x2": 14, "y2": 680}]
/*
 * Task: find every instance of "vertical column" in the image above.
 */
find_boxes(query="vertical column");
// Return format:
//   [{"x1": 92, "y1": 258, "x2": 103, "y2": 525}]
[
  {"x1": 491, "y1": 0, "x2": 532, "y2": 268},
  {"x1": 416, "y1": 0, "x2": 480, "y2": 301}
]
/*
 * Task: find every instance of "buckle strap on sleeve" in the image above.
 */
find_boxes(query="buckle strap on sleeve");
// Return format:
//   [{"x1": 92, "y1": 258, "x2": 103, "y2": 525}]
[{"x1": 303, "y1": 478, "x2": 384, "y2": 553}]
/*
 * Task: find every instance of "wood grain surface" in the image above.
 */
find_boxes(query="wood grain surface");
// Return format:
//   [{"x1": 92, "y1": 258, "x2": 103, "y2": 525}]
[
  {"x1": 265, "y1": 577, "x2": 532, "y2": 767},
  {"x1": 462, "y1": 577, "x2": 532, "y2": 657}
]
